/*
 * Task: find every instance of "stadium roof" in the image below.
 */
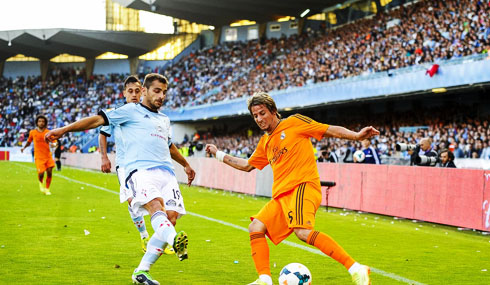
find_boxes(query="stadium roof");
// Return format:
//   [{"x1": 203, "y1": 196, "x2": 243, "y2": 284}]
[
  {"x1": 114, "y1": 0, "x2": 343, "y2": 26},
  {"x1": 0, "y1": 29, "x2": 174, "y2": 61}
]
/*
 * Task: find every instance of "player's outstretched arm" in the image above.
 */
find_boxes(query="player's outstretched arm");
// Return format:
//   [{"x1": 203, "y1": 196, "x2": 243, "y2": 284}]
[
  {"x1": 205, "y1": 144, "x2": 255, "y2": 172},
  {"x1": 98, "y1": 134, "x2": 111, "y2": 173},
  {"x1": 45, "y1": 115, "x2": 106, "y2": 142},
  {"x1": 324, "y1": 125, "x2": 379, "y2": 141},
  {"x1": 169, "y1": 143, "x2": 195, "y2": 186},
  {"x1": 20, "y1": 141, "x2": 32, "y2": 153}
]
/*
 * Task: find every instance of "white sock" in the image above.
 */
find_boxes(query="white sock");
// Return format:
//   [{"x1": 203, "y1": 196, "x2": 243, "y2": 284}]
[
  {"x1": 348, "y1": 262, "x2": 362, "y2": 275},
  {"x1": 150, "y1": 211, "x2": 176, "y2": 246},
  {"x1": 259, "y1": 274, "x2": 273, "y2": 285},
  {"x1": 137, "y1": 234, "x2": 165, "y2": 271},
  {"x1": 140, "y1": 231, "x2": 149, "y2": 239},
  {"x1": 136, "y1": 211, "x2": 176, "y2": 272},
  {"x1": 128, "y1": 206, "x2": 149, "y2": 239}
]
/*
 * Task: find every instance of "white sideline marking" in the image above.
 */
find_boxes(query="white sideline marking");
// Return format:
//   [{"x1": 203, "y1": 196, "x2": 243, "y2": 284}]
[{"x1": 14, "y1": 163, "x2": 426, "y2": 285}]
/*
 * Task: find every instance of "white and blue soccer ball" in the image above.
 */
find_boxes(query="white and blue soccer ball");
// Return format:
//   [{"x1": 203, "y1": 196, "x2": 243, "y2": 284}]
[
  {"x1": 278, "y1": 263, "x2": 312, "y2": 285},
  {"x1": 353, "y1": 150, "x2": 365, "y2": 163}
]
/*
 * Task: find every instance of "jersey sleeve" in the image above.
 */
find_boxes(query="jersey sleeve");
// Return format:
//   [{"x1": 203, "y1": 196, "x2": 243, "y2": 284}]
[
  {"x1": 99, "y1": 104, "x2": 133, "y2": 126},
  {"x1": 290, "y1": 114, "x2": 329, "y2": 141},
  {"x1": 99, "y1": 124, "x2": 113, "y2": 137},
  {"x1": 248, "y1": 136, "x2": 269, "y2": 170},
  {"x1": 27, "y1": 130, "x2": 34, "y2": 143}
]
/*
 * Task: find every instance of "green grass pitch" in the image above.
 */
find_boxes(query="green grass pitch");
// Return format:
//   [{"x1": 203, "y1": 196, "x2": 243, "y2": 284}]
[{"x1": 1, "y1": 161, "x2": 489, "y2": 284}]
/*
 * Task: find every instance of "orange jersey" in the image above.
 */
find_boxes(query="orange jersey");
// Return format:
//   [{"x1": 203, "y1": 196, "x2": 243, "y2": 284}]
[
  {"x1": 28, "y1": 129, "x2": 53, "y2": 161},
  {"x1": 248, "y1": 114, "x2": 329, "y2": 198}
]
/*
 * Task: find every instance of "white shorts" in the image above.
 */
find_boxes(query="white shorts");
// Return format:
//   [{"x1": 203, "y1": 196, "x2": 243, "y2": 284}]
[
  {"x1": 116, "y1": 166, "x2": 132, "y2": 203},
  {"x1": 126, "y1": 167, "x2": 186, "y2": 218}
]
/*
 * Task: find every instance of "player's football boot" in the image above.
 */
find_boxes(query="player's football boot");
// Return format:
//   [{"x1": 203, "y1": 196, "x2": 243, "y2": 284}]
[
  {"x1": 39, "y1": 182, "x2": 46, "y2": 194},
  {"x1": 141, "y1": 236, "x2": 149, "y2": 253},
  {"x1": 247, "y1": 279, "x2": 268, "y2": 285},
  {"x1": 163, "y1": 243, "x2": 175, "y2": 255},
  {"x1": 173, "y1": 230, "x2": 188, "y2": 261},
  {"x1": 352, "y1": 265, "x2": 371, "y2": 285},
  {"x1": 44, "y1": 189, "x2": 52, "y2": 195},
  {"x1": 132, "y1": 269, "x2": 160, "y2": 285}
]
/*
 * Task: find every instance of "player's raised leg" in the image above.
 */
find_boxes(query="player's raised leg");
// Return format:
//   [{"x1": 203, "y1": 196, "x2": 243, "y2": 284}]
[
  {"x1": 132, "y1": 203, "x2": 176, "y2": 285},
  {"x1": 130, "y1": 169, "x2": 188, "y2": 284},
  {"x1": 302, "y1": 229, "x2": 370, "y2": 284},
  {"x1": 293, "y1": 183, "x2": 370, "y2": 285}
]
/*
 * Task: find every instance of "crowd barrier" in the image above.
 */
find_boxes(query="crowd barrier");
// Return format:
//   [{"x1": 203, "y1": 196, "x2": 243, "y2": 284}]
[{"x1": 57, "y1": 154, "x2": 490, "y2": 232}]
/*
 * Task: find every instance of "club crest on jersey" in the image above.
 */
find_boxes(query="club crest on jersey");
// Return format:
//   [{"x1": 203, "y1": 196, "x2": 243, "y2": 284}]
[
  {"x1": 166, "y1": 199, "x2": 177, "y2": 207},
  {"x1": 280, "y1": 131, "x2": 286, "y2": 140},
  {"x1": 144, "y1": 114, "x2": 150, "y2": 119}
]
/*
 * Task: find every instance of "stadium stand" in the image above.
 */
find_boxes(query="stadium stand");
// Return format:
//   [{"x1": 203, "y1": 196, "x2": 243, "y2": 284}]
[
  {"x1": 0, "y1": 68, "x2": 127, "y2": 149},
  {"x1": 161, "y1": 0, "x2": 490, "y2": 108},
  {"x1": 188, "y1": 105, "x2": 490, "y2": 163},
  {"x1": 1, "y1": 0, "x2": 489, "y2": 166}
]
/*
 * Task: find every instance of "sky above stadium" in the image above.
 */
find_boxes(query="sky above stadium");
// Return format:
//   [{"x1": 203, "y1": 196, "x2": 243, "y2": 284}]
[
  {"x1": 0, "y1": 0, "x2": 173, "y2": 33},
  {"x1": 1, "y1": 0, "x2": 106, "y2": 31}
]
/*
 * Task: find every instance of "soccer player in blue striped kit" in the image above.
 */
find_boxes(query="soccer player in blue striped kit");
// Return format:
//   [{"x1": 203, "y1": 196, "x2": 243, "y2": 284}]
[{"x1": 46, "y1": 73, "x2": 195, "y2": 285}]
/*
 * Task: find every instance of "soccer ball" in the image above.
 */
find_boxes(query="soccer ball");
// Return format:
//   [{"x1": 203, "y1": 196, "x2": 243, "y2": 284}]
[
  {"x1": 353, "y1": 150, "x2": 365, "y2": 162},
  {"x1": 278, "y1": 263, "x2": 312, "y2": 285}
]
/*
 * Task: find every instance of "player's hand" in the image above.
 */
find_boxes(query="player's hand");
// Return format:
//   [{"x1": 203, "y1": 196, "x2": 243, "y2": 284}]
[
  {"x1": 45, "y1": 128, "x2": 65, "y2": 143},
  {"x1": 49, "y1": 141, "x2": 58, "y2": 148},
  {"x1": 356, "y1": 126, "x2": 380, "y2": 140},
  {"x1": 184, "y1": 164, "x2": 196, "y2": 186},
  {"x1": 20, "y1": 147, "x2": 25, "y2": 153},
  {"x1": 205, "y1": 144, "x2": 218, "y2": 156},
  {"x1": 101, "y1": 156, "x2": 112, "y2": 173}
]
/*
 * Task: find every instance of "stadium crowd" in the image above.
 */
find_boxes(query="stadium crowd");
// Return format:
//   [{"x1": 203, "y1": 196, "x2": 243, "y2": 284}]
[
  {"x1": 190, "y1": 106, "x2": 490, "y2": 163},
  {"x1": 1, "y1": 0, "x2": 489, "y2": 163},
  {"x1": 0, "y1": 69, "x2": 133, "y2": 149},
  {"x1": 1, "y1": 75, "x2": 489, "y2": 163},
  {"x1": 162, "y1": 0, "x2": 490, "y2": 108}
]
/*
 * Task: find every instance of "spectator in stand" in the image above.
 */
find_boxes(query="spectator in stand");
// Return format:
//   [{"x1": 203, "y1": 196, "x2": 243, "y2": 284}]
[
  {"x1": 317, "y1": 146, "x2": 329, "y2": 163},
  {"x1": 439, "y1": 149, "x2": 457, "y2": 168},
  {"x1": 358, "y1": 139, "x2": 381, "y2": 164},
  {"x1": 410, "y1": 137, "x2": 438, "y2": 166},
  {"x1": 159, "y1": 0, "x2": 490, "y2": 109},
  {"x1": 481, "y1": 141, "x2": 490, "y2": 160}
]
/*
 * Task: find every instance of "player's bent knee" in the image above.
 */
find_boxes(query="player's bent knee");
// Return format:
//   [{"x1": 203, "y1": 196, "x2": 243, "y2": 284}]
[
  {"x1": 248, "y1": 219, "x2": 266, "y2": 233},
  {"x1": 167, "y1": 211, "x2": 178, "y2": 226},
  {"x1": 144, "y1": 198, "x2": 166, "y2": 216},
  {"x1": 293, "y1": 228, "x2": 311, "y2": 242}
]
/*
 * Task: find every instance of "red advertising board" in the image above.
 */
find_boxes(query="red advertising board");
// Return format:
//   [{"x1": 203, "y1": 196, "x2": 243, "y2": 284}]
[{"x1": 318, "y1": 163, "x2": 488, "y2": 231}]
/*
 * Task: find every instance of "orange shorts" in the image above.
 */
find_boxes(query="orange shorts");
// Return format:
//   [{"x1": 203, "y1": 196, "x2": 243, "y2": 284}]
[
  {"x1": 35, "y1": 157, "x2": 55, "y2": 173},
  {"x1": 251, "y1": 182, "x2": 322, "y2": 245}
]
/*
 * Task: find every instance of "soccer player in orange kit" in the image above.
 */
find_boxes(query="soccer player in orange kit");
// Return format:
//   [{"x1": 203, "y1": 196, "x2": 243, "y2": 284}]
[
  {"x1": 21, "y1": 115, "x2": 56, "y2": 195},
  {"x1": 206, "y1": 92, "x2": 379, "y2": 285}
]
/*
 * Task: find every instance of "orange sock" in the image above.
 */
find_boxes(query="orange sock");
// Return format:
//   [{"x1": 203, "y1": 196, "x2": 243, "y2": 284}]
[
  {"x1": 46, "y1": 176, "x2": 52, "y2": 189},
  {"x1": 250, "y1": 232, "x2": 270, "y2": 276},
  {"x1": 307, "y1": 230, "x2": 355, "y2": 269}
]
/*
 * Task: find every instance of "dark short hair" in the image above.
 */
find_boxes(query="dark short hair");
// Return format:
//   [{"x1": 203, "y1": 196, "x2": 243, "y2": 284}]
[
  {"x1": 440, "y1": 149, "x2": 455, "y2": 161},
  {"x1": 124, "y1": 75, "x2": 141, "y2": 89},
  {"x1": 35, "y1": 115, "x2": 48, "y2": 125},
  {"x1": 143, "y1": 73, "x2": 168, "y2": 89},
  {"x1": 247, "y1": 92, "x2": 281, "y2": 119}
]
